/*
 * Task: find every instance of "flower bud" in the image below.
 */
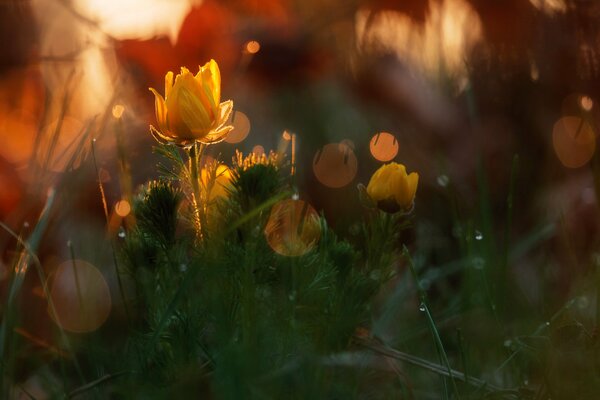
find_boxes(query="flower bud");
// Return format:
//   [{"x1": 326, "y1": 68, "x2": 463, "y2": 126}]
[{"x1": 366, "y1": 162, "x2": 418, "y2": 213}]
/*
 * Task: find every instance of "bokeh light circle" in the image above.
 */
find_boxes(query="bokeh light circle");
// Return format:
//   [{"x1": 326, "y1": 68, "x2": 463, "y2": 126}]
[
  {"x1": 312, "y1": 142, "x2": 358, "y2": 188},
  {"x1": 264, "y1": 199, "x2": 321, "y2": 257},
  {"x1": 49, "y1": 259, "x2": 112, "y2": 333},
  {"x1": 369, "y1": 132, "x2": 399, "y2": 162},
  {"x1": 112, "y1": 104, "x2": 125, "y2": 119},
  {"x1": 580, "y1": 96, "x2": 593, "y2": 112},
  {"x1": 224, "y1": 111, "x2": 251, "y2": 144},
  {"x1": 552, "y1": 116, "x2": 596, "y2": 168},
  {"x1": 115, "y1": 200, "x2": 131, "y2": 217},
  {"x1": 245, "y1": 40, "x2": 261, "y2": 54}
]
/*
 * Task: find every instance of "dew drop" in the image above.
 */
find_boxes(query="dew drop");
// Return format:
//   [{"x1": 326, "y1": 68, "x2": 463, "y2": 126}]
[
  {"x1": 118, "y1": 227, "x2": 126, "y2": 238},
  {"x1": 474, "y1": 230, "x2": 483, "y2": 240},
  {"x1": 288, "y1": 291, "x2": 297, "y2": 301},
  {"x1": 419, "y1": 303, "x2": 426, "y2": 312},
  {"x1": 291, "y1": 193, "x2": 299, "y2": 200},
  {"x1": 436, "y1": 175, "x2": 449, "y2": 187},
  {"x1": 23, "y1": 221, "x2": 29, "y2": 228},
  {"x1": 503, "y1": 339, "x2": 512, "y2": 348},
  {"x1": 179, "y1": 264, "x2": 187, "y2": 272}
]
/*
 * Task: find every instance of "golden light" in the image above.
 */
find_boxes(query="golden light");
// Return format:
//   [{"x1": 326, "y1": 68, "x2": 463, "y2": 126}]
[
  {"x1": 552, "y1": 116, "x2": 596, "y2": 168},
  {"x1": 529, "y1": 0, "x2": 567, "y2": 15},
  {"x1": 48, "y1": 259, "x2": 112, "y2": 333},
  {"x1": 73, "y1": 0, "x2": 193, "y2": 42},
  {"x1": 0, "y1": 112, "x2": 37, "y2": 165},
  {"x1": 282, "y1": 130, "x2": 292, "y2": 141},
  {"x1": 224, "y1": 111, "x2": 251, "y2": 144},
  {"x1": 252, "y1": 145, "x2": 265, "y2": 156},
  {"x1": 264, "y1": 199, "x2": 321, "y2": 257},
  {"x1": 112, "y1": 104, "x2": 125, "y2": 119},
  {"x1": 580, "y1": 96, "x2": 593, "y2": 112},
  {"x1": 313, "y1": 142, "x2": 358, "y2": 188},
  {"x1": 39, "y1": 117, "x2": 85, "y2": 172},
  {"x1": 202, "y1": 164, "x2": 232, "y2": 202},
  {"x1": 245, "y1": 40, "x2": 261, "y2": 54},
  {"x1": 355, "y1": 0, "x2": 482, "y2": 81},
  {"x1": 370, "y1": 132, "x2": 399, "y2": 162},
  {"x1": 115, "y1": 200, "x2": 131, "y2": 217}
]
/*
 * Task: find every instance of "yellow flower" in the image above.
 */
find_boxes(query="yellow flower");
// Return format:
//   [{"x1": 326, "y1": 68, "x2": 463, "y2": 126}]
[
  {"x1": 149, "y1": 60, "x2": 234, "y2": 146},
  {"x1": 366, "y1": 162, "x2": 418, "y2": 213}
]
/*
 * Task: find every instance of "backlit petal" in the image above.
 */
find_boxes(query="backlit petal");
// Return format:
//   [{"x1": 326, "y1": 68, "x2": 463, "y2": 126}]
[
  {"x1": 165, "y1": 71, "x2": 174, "y2": 99},
  {"x1": 216, "y1": 100, "x2": 233, "y2": 129},
  {"x1": 198, "y1": 124, "x2": 234, "y2": 145},
  {"x1": 149, "y1": 88, "x2": 168, "y2": 133},
  {"x1": 178, "y1": 86, "x2": 212, "y2": 134},
  {"x1": 165, "y1": 81, "x2": 193, "y2": 139}
]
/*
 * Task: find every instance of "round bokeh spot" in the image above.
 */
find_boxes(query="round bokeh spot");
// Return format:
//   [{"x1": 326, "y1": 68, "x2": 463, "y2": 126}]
[
  {"x1": 552, "y1": 116, "x2": 596, "y2": 168},
  {"x1": 264, "y1": 199, "x2": 321, "y2": 257},
  {"x1": 312, "y1": 142, "x2": 358, "y2": 188},
  {"x1": 370, "y1": 132, "x2": 398, "y2": 162},
  {"x1": 49, "y1": 259, "x2": 112, "y2": 333}
]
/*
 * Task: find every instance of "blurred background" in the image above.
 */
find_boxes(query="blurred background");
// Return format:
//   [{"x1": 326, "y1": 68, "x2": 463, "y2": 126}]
[{"x1": 2, "y1": 0, "x2": 600, "y2": 396}]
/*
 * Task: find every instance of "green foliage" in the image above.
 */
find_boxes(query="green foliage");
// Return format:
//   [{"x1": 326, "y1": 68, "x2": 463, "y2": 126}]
[{"x1": 111, "y1": 160, "x2": 414, "y2": 398}]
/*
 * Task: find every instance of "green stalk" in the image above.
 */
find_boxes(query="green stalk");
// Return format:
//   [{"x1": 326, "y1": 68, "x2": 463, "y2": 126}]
[
  {"x1": 188, "y1": 142, "x2": 207, "y2": 240},
  {"x1": 404, "y1": 246, "x2": 461, "y2": 399}
]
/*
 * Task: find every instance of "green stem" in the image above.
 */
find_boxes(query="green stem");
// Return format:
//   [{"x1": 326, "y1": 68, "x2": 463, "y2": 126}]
[
  {"x1": 188, "y1": 142, "x2": 207, "y2": 240},
  {"x1": 404, "y1": 246, "x2": 461, "y2": 399}
]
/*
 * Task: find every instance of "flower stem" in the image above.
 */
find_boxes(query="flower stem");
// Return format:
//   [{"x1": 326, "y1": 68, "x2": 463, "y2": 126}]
[{"x1": 188, "y1": 142, "x2": 206, "y2": 240}]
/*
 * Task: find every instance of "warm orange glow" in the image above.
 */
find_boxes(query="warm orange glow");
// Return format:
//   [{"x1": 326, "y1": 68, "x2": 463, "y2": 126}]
[
  {"x1": 580, "y1": 96, "x2": 593, "y2": 111},
  {"x1": 264, "y1": 199, "x2": 321, "y2": 257},
  {"x1": 74, "y1": 0, "x2": 192, "y2": 42},
  {"x1": 112, "y1": 104, "x2": 125, "y2": 119},
  {"x1": 224, "y1": 111, "x2": 251, "y2": 144},
  {"x1": 245, "y1": 40, "x2": 261, "y2": 54},
  {"x1": 115, "y1": 200, "x2": 131, "y2": 217},
  {"x1": 252, "y1": 145, "x2": 265, "y2": 156},
  {"x1": 370, "y1": 132, "x2": 399, "y2": 162},
  {"x1": 529, "y1": 0, "x2": 567, "y2": 15},
  {"x1": 202, "y1": 164, "x2": 233, "y2": 202},
  {"x1": 49, "y1": 259, "x2": 112, "y2": 333},
  {"x1": 355, "y1": 0, "x2": 482, "y2": 81},
  {"x1": 313, "y1": 142, "x2": 358, "y2": 188},
  {"x1": 39, "y1": 117, "x2": 85, "y2": 172},
  {"x1": 282, "y1": 130, "x2": 292, "y2": 141},
  {"x1": 552, "y1": 116, "x2": 596, "y2": 168}
]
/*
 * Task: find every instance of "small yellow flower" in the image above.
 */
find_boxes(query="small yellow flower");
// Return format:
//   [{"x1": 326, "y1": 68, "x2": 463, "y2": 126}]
[
  {"x1": 366, "y1": 162, "x2": 418, "y2": 213},
  {"x1": 149, "y1": 60, "x2": 234, "y2": 146}
]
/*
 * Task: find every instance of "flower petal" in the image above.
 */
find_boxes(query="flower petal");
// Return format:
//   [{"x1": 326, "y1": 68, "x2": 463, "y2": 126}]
[
  {"x1": 165, "y1": 80, "x2": 193, "y2": 139},
  {"x1": 149, "y1": 88, "x2": 168, "y2": 132},
  {"x1": 178, "y1": 85, "x2": 212, "y2": 136},
  {"x1": 150, "y1": 125, "x2": 176, "y2": 145},
  {"x1": 216, "y1": 100, "x2": 234, "y2": 129},
  {"x1": 405, "y1": 172, "x2": 419, "y2": 207},
  {"x1": 198, "y1": 124, "x2": 234, "y2": 145},
  {"x1": 199, "y1": 59, "x2": 220, "y2": 105},
  {"x1": 180, "y1": 69, "x2": 214, "y2": 121},
  {"x1": 165, "y1": 71, "x2": 174, "y2": 99}
]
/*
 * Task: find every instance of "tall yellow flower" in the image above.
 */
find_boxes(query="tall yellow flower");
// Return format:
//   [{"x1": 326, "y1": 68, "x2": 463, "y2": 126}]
[
  {"x1": 366, "y1": 162, "x2": 418, "y2": 213},
  {"x1": 149, "y1": 60, "x2": 234, "y2": 146}
]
